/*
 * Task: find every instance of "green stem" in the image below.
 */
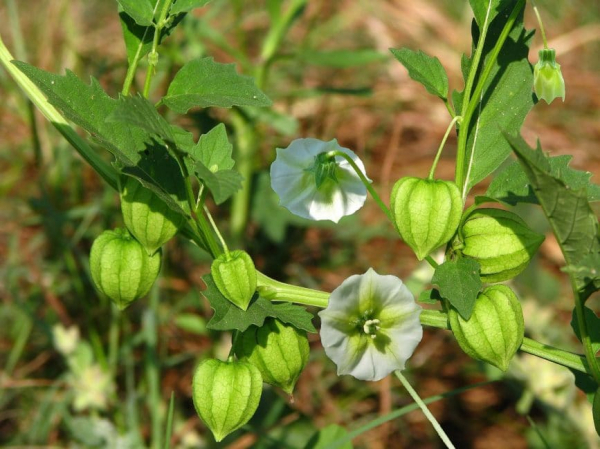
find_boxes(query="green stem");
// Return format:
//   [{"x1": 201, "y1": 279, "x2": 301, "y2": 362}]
[
  {"x1": 143, "y1": 0, "x2": 174, "y2": 98},
  {"x1": 203, "y1": 204, "x2": 229, "y2": 255},
  {"x1": 424, "y1": 255, "x2": 439, "y2": 269},
  {"x1": 229, "y1": 110, "x2": 256, "y2": 240},
  {"x1": 395, "y1": 371, "x2": 456, "y2": 449},
  {"x1": 572, "y1": 277, "x2": 600, "y2": 383},
  {"x1": 122, "y1": 27, "x2": 153, "y2": 95},
  {"x1": 455, "y1": 0, "x2": 526, "y2": 197},
  {"x1": 255, "y1": 273, "x2": 589, "y2": 374},
  {"x1": 531, "y1": 0, "x2": 549, "y2": 49},
  {"x1": 328, "y1": 150, "x2": 392, "y2": 222},
  {"x1": 429, "y1": 116, "x2": 462, "y2": 180}
]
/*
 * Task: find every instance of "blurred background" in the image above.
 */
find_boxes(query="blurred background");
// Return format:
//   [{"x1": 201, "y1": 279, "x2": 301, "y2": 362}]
[{"x1": 1, "y1": 0, "x2": 599, "y2": 447}]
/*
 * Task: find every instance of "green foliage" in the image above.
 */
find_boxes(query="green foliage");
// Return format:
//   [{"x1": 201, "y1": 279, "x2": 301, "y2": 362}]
[
  {"x1": 390, "y1": 48, "x2": 449, "y2": 100},
  {"x1": 182, "y1": 123, "x2": 235, "y2": 173},
  {"x1": 117, "y1": 0, "x2": 155, "y2": 26},
  {"x1": 506, "y1": 134, "x2": 600, "y2": 298},
  {"x1": 570, "y1": 306, "x2": 600, "y2": 354},
  {"x1": 432, "y1": 258, "x2": 482, "y2": 320},
  {"x1": 461, "y1": 5, "x2": 535, "y2": 190},
  {"x1": 163, "y1": 57, "x2": 272, "y2": 113},
  {"x1": 170, "y1": 0, "x2": 212, "y2": 15},
  {"x1": 202, "y1": 275, "x2": 316, "y2": 333},
  {"x1": 13, "y1": 62, "x2": 190, "y2": 217},
  {"x1": 487, "y1": 155, "x2": 600, "y2": 205},
  {"x1": 469, "y1": 0, "x2": 513, "y2": 26}
]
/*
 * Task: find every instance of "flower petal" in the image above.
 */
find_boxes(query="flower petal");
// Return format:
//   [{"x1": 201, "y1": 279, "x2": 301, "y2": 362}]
[
  {"x1": 319, "y1": 268, "x2": 423, "y2": 381},
  {"x1": 270, "y1": 138, "x2": 368, "y2": 222}
]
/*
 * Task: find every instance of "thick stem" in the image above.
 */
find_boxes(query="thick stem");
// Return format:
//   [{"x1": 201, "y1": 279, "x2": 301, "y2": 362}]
[{"x1": 255, "y1": 272, "x2": 589, "y2": 374}]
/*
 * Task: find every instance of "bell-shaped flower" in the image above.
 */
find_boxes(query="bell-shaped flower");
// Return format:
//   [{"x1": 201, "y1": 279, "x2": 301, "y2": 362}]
[
  {"x1": 318, "y1": 268, "x2": 423, "y2": 381},
  {"x1": 534, "y1": 48, "x2": 565, "y2": 104},
  {"x1": 270, "y1": 138, "x2": 369, "y2": 223}
]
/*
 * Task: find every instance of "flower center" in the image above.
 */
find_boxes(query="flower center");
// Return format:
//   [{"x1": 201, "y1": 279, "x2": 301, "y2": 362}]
[
  {"x1": 306, "y1": 152, "x2": 339, "y2": 189},
  {"x1": 362, "y1": 318, "x2": 381, "y2": 339}
]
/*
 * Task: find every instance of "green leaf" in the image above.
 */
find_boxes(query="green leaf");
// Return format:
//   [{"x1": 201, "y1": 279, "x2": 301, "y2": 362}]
[
  {"x1": 299, "y1": 49, "x2": 387, "y2": 69},
  {"x1": 306, "y1": 424, "x2": 353, "y2": 449},
  {"x1": 183, "y1": 123, "x2": 235, "y2": 174},
  {"x1": 594, "y1": 388, "x2": 600, "y2": 437},
  {"x1": 432, "y1": 258, "x2": 482, "y2": 320},
  {"x1": 119, "y1": 4, "x2": 183, "y2": 66},
  {"x1": 487, "y1": 155, "x2": 600, "y2": 205},
  {"x1": 13, "y1": 62, "x2": 189, "y2": 217},
  {"x1": 202, "y1": 275, "x2": 316, "y2": 333},
  {"x1": 570, "y1": 368, "x2": 598, "y2": 403},
  {"x1": 117, "y1": 0, "x2": 155, "y2": 26},
  {"x1": 390, "y1": 48, "x2": 449, "y2": 100},
  {"x1": 469, "y1": 0, "x2": 513, "y2": 27},
  {"x1": 417, "y1": 289, "x2": 442, "y2": 305},
  {"x1": 571, "y1": 306, "x2": 600, "y2": 354},
  {"x1": 108, "y1": 94, "x2": 176, "y2": 145},
  {"x1": 507, "y1": 134, "x2": 600, "y2": 296},
  {"x1": 462, "y1": 6, "x2": 535, "y2": 190},
  {"x1": 170, "y1": 0, "x2": 211, "y2": 15},
  {"x1": 163, "y1": 57, "x2": 272, "y2": 113},
  {"x1": 194, "y1": 163, "x2": 242, "y2": 205}
]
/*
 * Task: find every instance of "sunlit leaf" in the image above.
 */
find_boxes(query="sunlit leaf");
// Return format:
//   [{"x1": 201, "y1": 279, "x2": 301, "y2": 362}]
[
  {"x1": 390, "y1": 48, "x2": 448, "y2": 100},
  {"x1": 117, "y1": 0, "x2": 155, "y2": 26},
  {"x1": 170, "y1": 0, "x2": 211, "y2": 15},
  {"x1": 164, "y1": 57, "x2": 272, "y2": 113},
  {"x1": 461, "y1": 5, "x2": 535, "y2": 191}
]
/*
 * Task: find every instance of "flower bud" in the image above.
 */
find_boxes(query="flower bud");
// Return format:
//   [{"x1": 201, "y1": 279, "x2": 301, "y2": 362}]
[
  {"x1": 390, "y1": 177, "x2": 462, "y2": 260},
  {"x1": 89, "y1": 228, "x2": 161, "y2": 309},
  {"x1": 235, "y1": 318, "x2": 309, "y2": 395},
  {"x1": 120, "y1": 177, "x2": 185, "y2": 255},
  {"x1": 449, "y1": 285, "x2": 524, "y2": 371},
  {"x1": 454, "y1": 208, "x2": 544, "y2": 283},
  {"x1": 192, "y1": 358, "x2": 262, "y2": 442},
  {"x1": 211, "y1": 250, "x2": 257, "y2": 310},
  {"x1": 534, "y1": 48, "x2": 565, "y2": 104}
]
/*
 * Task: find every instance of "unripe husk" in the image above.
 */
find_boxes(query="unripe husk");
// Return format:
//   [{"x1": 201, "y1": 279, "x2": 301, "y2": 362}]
[
  {"x1": 235, "y1": 318, "x2": 309, "y2": 394},
  {"x1": 90, "y1": 228, "x2": 161, "y2": 309},
  {"x1": 120, "y1": 177, "x2": 185, "y2": 255},
  {"x1": 455, "y1": 208, "x2": 544, "y2": 283},
  {"x1": 390, "y1": 177, "x2": 462, "y2": 260},
  {"x1": 211, "y1": 250, "x2": 257, "y2": 310},
  {"x1": 192, "y1": 358, "x2": 262, "y2": 442},
  {"x1": 449, "y1": 285, "x2": 524, "y2": 371}
]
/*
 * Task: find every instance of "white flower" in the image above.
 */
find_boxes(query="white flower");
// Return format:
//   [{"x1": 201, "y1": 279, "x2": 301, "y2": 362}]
[
  {"x1": 270, "y1": 138, "x2": 369, "y2": 223},
  {"x1": 318, "y1": 268, "x2": 423, "y2": 381}
]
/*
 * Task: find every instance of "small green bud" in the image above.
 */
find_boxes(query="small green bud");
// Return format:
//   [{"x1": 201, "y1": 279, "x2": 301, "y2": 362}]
[
  {"x1": 192, "y1": 358, "x2": 262, "y2": 442},
  {"x1": 534, "y1": 48, "x2": 565, "y2": 104},
  {"x1": 449, "y1": 285, "x2": 524, "y2": 371},
  {"x1": 89, "y1": 228, "x2": 161, "y2": 309},
  {"x1": 390, "y1": 177, "x2": 462, "y2": 260},
  {"x1": 455, "y1": 208, "x2": 544, "y2": 283},
  {"x1": 120, "y1": 177, "x2": 185, "y2": 255},
  {"x1": 211, "y1": 250, "x2": 257, "y2": 310},
  {"x1": 235, "y1": 318, "x2": 309, "y2": 395}
]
